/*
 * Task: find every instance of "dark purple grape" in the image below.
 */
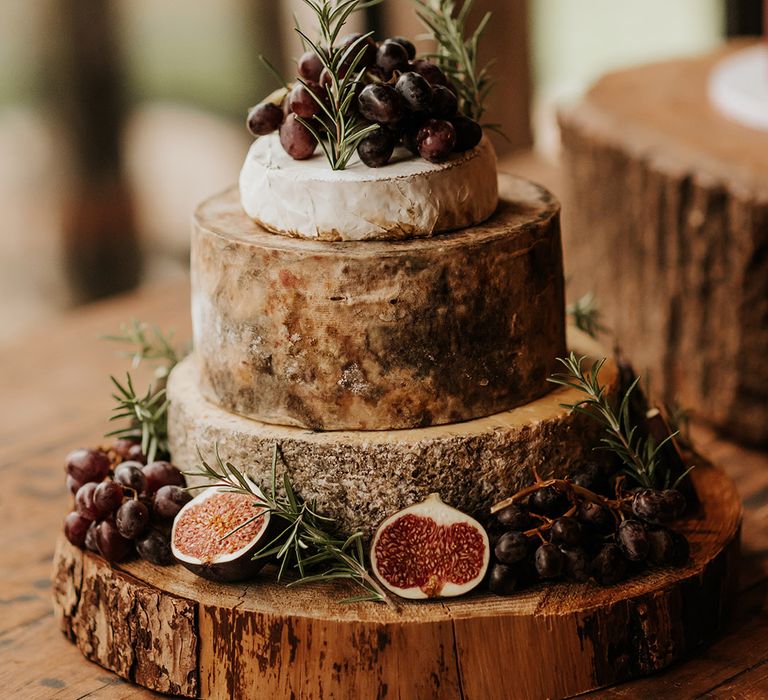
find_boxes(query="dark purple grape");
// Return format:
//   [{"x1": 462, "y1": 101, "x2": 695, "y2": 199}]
[
  {"x1": 617, "y1": 519, "x2": 650, "y2": 561},
  {"x1": 289, "y1": 81, "x2": 324, "y2": 119},
  {"x1": 411, "y1": 59, "x2": 450, "y2": 88},
  {"x1": 534, "y1": 543, "x2": 564, "y2": 579},
  {"x1": 66, "y1": 474, "x2": 83, "y2": 495},
  {"x1": 390, "y1": 36, "x2": 416, "y2": 60},
  {"x1": 136, "y1": 530, "x2": 174, "y2": 566},
  {"x1": 494, "y1": 531, "x2": 529, "y2": 565},
  {"x1": 591, "y1": 543, "x2": 628, "y2": 585},
  {"x1": 142, "y1": 461, "x2": 186, "y2": 495},
  {"x1": 358, "y1": 84, "x2": 406, "y2": 125},
  {"x1": 247, "y1": 102, "x2": 284, "y2": 136},
  {"x1": 376, "y1": 39, "x2": 409, "y2": 77},
  {"x1": 487, "y1": 563, "x2": 517, "y2": 595},
  {"x1": 126, "y1": 443, "x2": 147, "y2": 464},
  {"x1": 529, "y1": 485, "x2": 568, "y2": 518},
  {"x1": 298, "y1": 50, "x2": 324, "y2": 82},
  {"x1": 279, "y1": 113, "x2": 317, "y2": 160},
  {"x1": 84, "y1": 521, "x2": 99, "y2": 552},
  {"x1": 632, "y1": 488, "x2": 686, "y2": 524},
  {"x1": 75, "y1": 482, "x2": 101, "y2": 520},
  {"x1": 550, "y1": 517, "x2": 582, "y2": 547},
  {"x1": 114, "y1": 461, "x2": 148, "y2": 494},
  {"x1": 116, "y1": 499, "x2": 150, "y2": 539},
  {"x1": 339, "y1": 33, "x2": 377, "y2": 69},
  {"x1": 93, "y1": 480, "x2": 124, "y2": 516},
  {"x1": 416, "y1": 118, "x2": 456, "y2": 162},
  {"x1": 577, "y1": 501, "x2": 615, "y2": 534},
  {"x1": 319, "y1": 67, "x2": 334, "y2": 89},
  {"x1": 66, "y1": 448, "x2": 110, "y2": 484},
  {"x1": 95, "y1": 519, "x2": 134, "y2": 563},
  {"x1": 670, "y1": 531, "x2": 690, "y2": 564},
  {"x1": 561, "y1": 546, "x2": 590, "y2": 582},
  {"x1": 153, "y1": 485, "x2": 192, "y2": 520},
  {"x1": 662, "y1": 489, "x2": 687, "y2": 518},
  {"x1": 112, "y1": 438, "x2": 140, "y2": 461},
  {"x1": 401, "y1": 127, "x2": 419, "y2": 156},
  {"x1": 495, "y1": 503, "x2": 531, "y2": 530},
  {"x1": 571, "y1": 462, "x2": 608, "y2": 494},
  {"x1": 451, "y1": 116, "x2": 483, "y2": 152},
  {"x1": 431, "y1": 85, "x2": 458, "y2": 118},
  {"x1": 356, "y1": 127, "x2": 396, "y2": 167},
  {"x1": 647, "y1": 528, "x2": 675, "y2": 566},
  {"x1": 64, "y1": 511, "x2": 92, "y2": 548},
  {"x1": 395, "y1": 72, "x2": 432, "y2": 112}
]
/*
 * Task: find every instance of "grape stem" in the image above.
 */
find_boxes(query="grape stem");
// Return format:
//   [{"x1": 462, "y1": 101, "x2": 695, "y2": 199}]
[
  {"x1": 523, "y1": 504, "x2": 577, "y2": 539},
  {"x1": 490, "y1": 473, "x2": 633, "y2": 519}
]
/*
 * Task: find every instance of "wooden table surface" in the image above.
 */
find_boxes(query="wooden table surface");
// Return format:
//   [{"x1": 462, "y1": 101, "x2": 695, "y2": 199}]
[{"x1": 2, "y1": 278, "x2": 768, "y2": 699}]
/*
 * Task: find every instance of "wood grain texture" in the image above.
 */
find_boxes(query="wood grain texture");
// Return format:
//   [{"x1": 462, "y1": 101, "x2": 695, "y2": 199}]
[
  {"x1": 51, "y1": 464, "x2": 740, "y2": 700},
  {"x1": 193, "y1": 175, "x2": 565, "y2": 431},
  {"x1": 559, "y1": 42, "x2": 768, "y2": 445}
]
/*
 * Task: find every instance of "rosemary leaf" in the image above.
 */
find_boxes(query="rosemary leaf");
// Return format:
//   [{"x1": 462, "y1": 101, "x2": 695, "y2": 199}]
[{"x1": 548, "y1": 352, "x2": 689, "y2": 490}]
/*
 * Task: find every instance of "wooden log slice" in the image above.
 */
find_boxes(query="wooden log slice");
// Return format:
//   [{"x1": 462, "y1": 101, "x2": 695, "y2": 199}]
[
  {"x1": 52, "y1": 464, "x2": 741, "y2": 700},
  {"x1": 168, "y1": 329, "x2": 614, "y2": 540},
  {"x1": 192, "y1": 175, "x2": 565, "y2": 431},
  {"x1": 559, "y1": 42, "x2": 768, "y2": 445}
]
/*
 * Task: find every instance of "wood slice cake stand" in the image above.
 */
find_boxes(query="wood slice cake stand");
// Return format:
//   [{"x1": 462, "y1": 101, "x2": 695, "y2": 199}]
[
  {"x1": 52, "y1": 464, "x2": 741, "y2": 700},
  {"x1": 559, "y1": 40, "x2": 768, "y2": 445}
]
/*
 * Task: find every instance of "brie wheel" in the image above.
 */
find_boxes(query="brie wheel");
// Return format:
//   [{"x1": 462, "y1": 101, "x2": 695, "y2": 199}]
[{"x1": 238, "y1": 133, "x2": 499, "y2": 241}]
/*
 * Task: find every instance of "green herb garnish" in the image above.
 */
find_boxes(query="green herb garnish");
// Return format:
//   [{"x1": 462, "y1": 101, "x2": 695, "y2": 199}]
[
  {"x1": 413, "y1": 0, "x2": 495, "y2": 121},
  {"x1": 294, "y1": 0, "x2": 381, "y2": 169},
  {"x1": 548, "y1": 353, "x2": 692, "y2": 489},
  {"x1": 103, "y1": 321, "x2": 186, "y2": 462}
]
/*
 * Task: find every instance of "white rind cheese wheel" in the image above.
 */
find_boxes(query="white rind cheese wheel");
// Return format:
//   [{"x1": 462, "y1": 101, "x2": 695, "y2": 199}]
[{"x1": 238, "y1": 133, "x2": 499, "y2": 241}]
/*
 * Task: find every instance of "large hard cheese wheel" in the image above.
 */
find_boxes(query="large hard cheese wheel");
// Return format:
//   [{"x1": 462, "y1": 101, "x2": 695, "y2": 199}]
[
  {"x1": 192, "y1": 175, "x2": 566, "y2": 431},
  {"x1": 238, "y1": 133, "x2": 499, "y2": 241},
  {"x1": 168, "y1": 331, "x2": 616, "y2": 539}
]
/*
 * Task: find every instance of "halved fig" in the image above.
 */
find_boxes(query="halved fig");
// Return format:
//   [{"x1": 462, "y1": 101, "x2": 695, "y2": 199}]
[
  {"x1": 370, "y1": 493, "x2": 490, "y2": 599},
  {"x1": 171, "y1": 485, "x2": 272, "y2": 582}
]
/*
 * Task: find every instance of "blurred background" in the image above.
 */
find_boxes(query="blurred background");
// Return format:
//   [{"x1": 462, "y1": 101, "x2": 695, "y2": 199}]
[{"x1": 0, "y1": 0, "x2": 762, "y2": 346}]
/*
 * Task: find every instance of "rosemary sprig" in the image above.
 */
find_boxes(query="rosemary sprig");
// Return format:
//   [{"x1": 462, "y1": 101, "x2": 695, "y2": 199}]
[
  {"x1": 548, "y1": 353, "x2": 690, "y2": 490},
  {"x1": 103, "y1": 321, "x2": 186, "y2": 462},
  {"x1": 186, "y1": 444, "x2": 398, "y2": 609},
  {"x1": 294, "y1": 0, "x2": 380, "y2": 169},
  {"x1": 566, "y1": 292, "x2": 607, "y2": 339},
  {"x1": 412, "y1": 0, "x2": 495, "y2": 121},
  {"x1": 103, "y1": 320, "x2": 184, "y2": 383},
  {"x1": 106, "y1": 374, "x2": 170, "y2": 463}
]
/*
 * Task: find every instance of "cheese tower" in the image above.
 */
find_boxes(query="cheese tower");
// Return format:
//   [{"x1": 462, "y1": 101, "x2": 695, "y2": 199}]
[{"x1": 168, "y1": 132, "x2": 611, "y2": 536}]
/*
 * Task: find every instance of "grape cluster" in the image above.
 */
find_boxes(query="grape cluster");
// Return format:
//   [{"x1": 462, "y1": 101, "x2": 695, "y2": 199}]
[
  {"x1": 246, "y1": 33, "x2": 483, "y2": 167},
  {"x1": 62, "y1": 440, "x2": 190, "y2": 566},
  {"x1": 486, "y1": 466, "x2": 690, "y2": 595}
]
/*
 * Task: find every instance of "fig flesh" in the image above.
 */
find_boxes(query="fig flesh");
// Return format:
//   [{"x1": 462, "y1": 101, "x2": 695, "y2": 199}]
[
  {"x1": 370, "y1": 493, "x2": 490, "y2": 599},
  {"x1": 171, "y1": 485, "x2": 272, "y2": 582}
]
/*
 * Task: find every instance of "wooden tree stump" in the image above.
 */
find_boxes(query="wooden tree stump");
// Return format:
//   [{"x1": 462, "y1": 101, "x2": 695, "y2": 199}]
[
  {"x1": 559, "y1": 42, "x2": 768, "y2": 445},
  {"x1": 52, "y1": 464, "x2": 741, "y2": 700}
]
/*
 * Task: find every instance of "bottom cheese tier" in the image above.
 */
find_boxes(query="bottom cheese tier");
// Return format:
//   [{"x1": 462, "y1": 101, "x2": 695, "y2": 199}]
[{"x1": 167, "y1": 331, "x2": 617, "y2": 537}]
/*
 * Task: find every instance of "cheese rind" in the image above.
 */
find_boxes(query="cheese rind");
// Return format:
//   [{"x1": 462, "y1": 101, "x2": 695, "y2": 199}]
[
  {"x1": 238, "y1": 133, "x2": 499, "y2": 241},
  {"x1": 193, "y1": 176, "x2": 566, "y2": 431}
]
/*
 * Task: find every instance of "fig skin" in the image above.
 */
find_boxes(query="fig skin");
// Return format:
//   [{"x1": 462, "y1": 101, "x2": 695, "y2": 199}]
[{"x1": 171, "y1": 486, "x2": 277, "y2": 583}]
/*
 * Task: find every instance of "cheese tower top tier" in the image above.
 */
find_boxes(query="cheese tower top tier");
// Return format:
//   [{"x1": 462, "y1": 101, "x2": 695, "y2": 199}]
[
  {"x1": 239, "y1": 133, "x2": 499, "y2": 241},
  {"x1": 192, "y1": 175, "x2": 566, "y2": 431}
]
